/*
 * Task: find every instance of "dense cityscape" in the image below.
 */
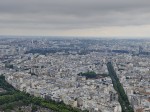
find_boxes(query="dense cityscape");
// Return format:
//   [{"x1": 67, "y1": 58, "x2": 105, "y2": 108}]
[{"x1": 0, "y1": 36, "x2": 149, "y2": 112}]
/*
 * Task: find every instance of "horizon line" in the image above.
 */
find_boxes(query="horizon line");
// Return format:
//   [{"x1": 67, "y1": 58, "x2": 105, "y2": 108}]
[{"x1": 0, "y1": 35, "x2": 150, "y2": 39}]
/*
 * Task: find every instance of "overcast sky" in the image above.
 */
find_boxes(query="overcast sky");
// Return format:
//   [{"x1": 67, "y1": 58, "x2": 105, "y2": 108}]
[{"x1": 0, "y1": 0, "x2": 150, "y2": 38}]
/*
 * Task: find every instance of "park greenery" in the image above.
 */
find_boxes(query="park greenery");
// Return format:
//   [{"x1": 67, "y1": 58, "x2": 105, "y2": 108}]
[
  {"x1": 78, "y1": 71, "x2": 108, "y2": 79},
  {"x1": 5, "y1": 64, "x2": 14, "y2": 69},
  {"x1": 0, "y1": 75, "x2": 88, "y2": 112},
  {"x1": 107, "y1": 62, "x2": 134, "y2": 112}
]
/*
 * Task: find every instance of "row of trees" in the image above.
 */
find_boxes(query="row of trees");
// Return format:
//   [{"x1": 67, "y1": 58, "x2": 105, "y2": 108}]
[{"x1": 107, "y1": 62, "x2": 134, "y2": 112}]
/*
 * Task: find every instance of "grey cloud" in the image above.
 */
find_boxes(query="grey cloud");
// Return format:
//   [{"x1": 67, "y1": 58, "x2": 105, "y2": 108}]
[{"x1": 0, "y1": 0, "x2": 150, "y2": 30}]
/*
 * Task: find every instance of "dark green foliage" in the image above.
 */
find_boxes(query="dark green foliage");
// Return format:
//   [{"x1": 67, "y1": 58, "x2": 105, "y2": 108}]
[
  {"x1": 97, "y1": 73, "x2": 108, "y2": 77},
  {"x1": 78, "y1": 71, "x2": 108, "y2": 79},
  {"x1": 107, "y1": 62, "x2": 134, "y2": 112},
  {"x1": 0, "y1": 91, "x2": 16, "y2": 96},
  {"x1": 5, "y1": 64, "x2": 13, "y2": 69},
  {"x1": 31, "y1": 105, "x2": 38, "y2": 112},
  {"x1": 78, "y1": 71, "x2": 97, "y2": 79},
  {"x1": 0, "y1": 75, "x2": 88, "y2": 112},
  {"x1": 0, "y1": 75, "x2": 16, "y2": 91},
  {"x1": 0, "y1": 101, "x2": 24, "y2": 111}
]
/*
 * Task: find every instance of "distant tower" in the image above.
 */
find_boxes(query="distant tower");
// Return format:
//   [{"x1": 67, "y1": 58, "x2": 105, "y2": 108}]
[
  {"x1": 31, "y1": 40, "x2": 34, "y2": 46},
  {"x1": 139, "y1": 46, "x2": 143, "y2": 54}
]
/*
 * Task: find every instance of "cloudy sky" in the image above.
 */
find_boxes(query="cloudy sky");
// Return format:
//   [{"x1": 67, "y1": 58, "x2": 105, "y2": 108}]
[{"x1": 0, "y1": 0, "x2": 150, "y2": 38}]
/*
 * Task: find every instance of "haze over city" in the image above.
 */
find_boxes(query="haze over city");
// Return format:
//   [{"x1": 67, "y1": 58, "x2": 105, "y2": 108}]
[
  {"x1": 0, "y1": 0, "x2": 150, "y2": 38},
  {"x1": 0, "y1": 1, "x2": 150, "y2": 112}
]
